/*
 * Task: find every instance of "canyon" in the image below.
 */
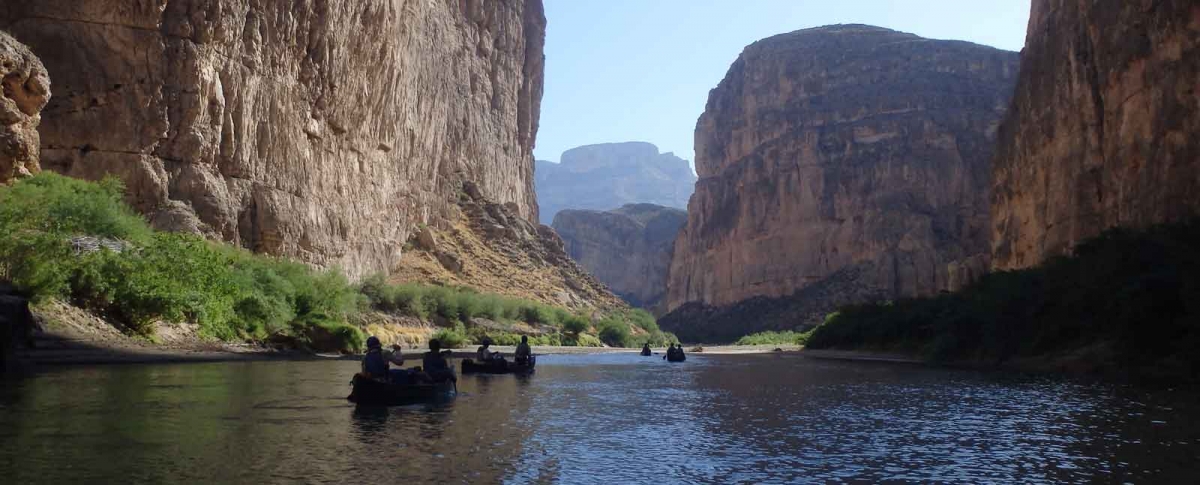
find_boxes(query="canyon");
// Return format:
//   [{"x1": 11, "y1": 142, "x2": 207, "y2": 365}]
[
  {"x1": 552, "y1": 204, "x2": 686, "y2": 314},
  {"x1": 663, "y1": 25, "x2": 1019, "y2": 341},
  {"x1": 0, "y1": 0, "x2": 546, "y2": 280},
  {"x1": 990, "y1": 0, "x2": 1200, "y2": 270},
  {"x1": 535, "y1": 142, "x2": 695, "y2": 224}
]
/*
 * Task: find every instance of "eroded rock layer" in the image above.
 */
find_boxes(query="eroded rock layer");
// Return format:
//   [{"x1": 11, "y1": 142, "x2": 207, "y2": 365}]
[
  {"x1": 553, "y1": 204, "x2": 686, "y2": 314},
  {"x1": 665, "y1": 25, "x2": 1018, "y2": 337},
  {"x1": 0, "y1": 0, "x2": 545, "y2": 278},
  {"x1": 990, "y1": 0, "x2": 1200, "y2": 270},
  {"x1": 0, "y1": 31, "x2": 49, "y2": 184}
]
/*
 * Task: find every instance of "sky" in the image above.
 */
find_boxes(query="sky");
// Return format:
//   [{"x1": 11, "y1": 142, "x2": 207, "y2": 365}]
[{"x1": 534, "y1": 0, "x2": 1031, "y2": 165}]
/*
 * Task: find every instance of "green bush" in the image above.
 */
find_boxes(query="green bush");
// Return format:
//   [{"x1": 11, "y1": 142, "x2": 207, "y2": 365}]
[
  {"x1": 0, "y1": 174, "x2": 365, "y2": 352},
  {"x1": 596, "y1": 316, "x2": 632, "y2": 347},
  {"x1": 431, "y1": 323, "x2": 469, "y2": 349},
  {"x1": 735, "y1": 330, "x2": 812, "y2": 346},
  {"x1": 561, "y1": 314, "x2": 590, "y2": 335}
]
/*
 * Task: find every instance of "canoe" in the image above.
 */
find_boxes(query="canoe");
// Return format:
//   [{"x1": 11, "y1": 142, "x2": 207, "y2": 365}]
[
  {"x1": 640, "y1": 349, "x2": 652, "y2": 356},
  {"x1": 347, "y1": 374, "x2": 455, "y2": 406},
  {"x1": 461, "y1": 355, "x2": 536, "y2": 374},
  {"x1": 667, "y1": 353, "x2": 686, "y2": 362}
]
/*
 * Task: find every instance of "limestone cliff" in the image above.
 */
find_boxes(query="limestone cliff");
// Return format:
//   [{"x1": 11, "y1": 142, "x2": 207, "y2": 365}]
[
  {"x1": 991, "y1": 0, "x2": 1200, "y2": 270},
  {"x1": 0, "y1": 31, "x2": 49, "y2": 184},
  {"x1": 536, "y1": 142, "x2": 695, "y2": 224},
  {"x1": 0, "y1": 0, "x2": 545, "y2": 278},
  {"x1": 664, "y1": 25, "x2": 1018, "y2": 340},
  {"x1": 553, "y1": 204, "x2": 686, "y2": 314}
]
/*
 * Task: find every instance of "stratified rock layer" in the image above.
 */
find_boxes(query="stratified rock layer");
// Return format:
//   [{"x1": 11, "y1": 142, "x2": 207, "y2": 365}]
[
  {"x1": 990, "y1": 0, "x2": 1200, "y2": 270},
  {"x1": 535, "y1": 142, "x2": 695, "y2": 224},
  {"x1": 553, "y1": 204, "x2": 686, "y2": 314},
  {"x1": 664, "y1": 25, "x2": 1018, "y2": 339},
  {"x1": 0, "y1": 0, "x2": 545, "y2": 278},
  {"x1": 0, "y1": 30, "x2": 49, "y2": 184}
]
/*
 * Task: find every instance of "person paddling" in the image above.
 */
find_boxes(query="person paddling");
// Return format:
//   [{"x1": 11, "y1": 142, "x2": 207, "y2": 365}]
[
  {"x1": 641, "y1": 343, "x2": 652, "y2": 356},
  {"x1": 515, "y1": 335, "x2": 532, "y2": 365},
  {"x1": 422, "y1": 339, "x2": 456, "y2": 383}
]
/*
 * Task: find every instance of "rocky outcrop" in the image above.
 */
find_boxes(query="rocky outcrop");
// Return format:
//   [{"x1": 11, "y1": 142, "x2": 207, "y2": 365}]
[
  {"x1": 553, "y1": 204, "x2": 686, "y2": 313},
  {"x1": 536, "y1": 142, "x2": 695, "y2": 224},
  {"x1": 991, "y1": 0, "x2": 1200, "y2": 270},
  {"x1": 0, "y1": 0, "x2": 545, "y2": 278},
  {"x1": 391, "y1": 182, "x2": 625, "y2": 312},
  {"x1": 664, "y1": 25, "x2": 1019, "y2": 339},
  {"x1": 0, "y1": 31, "x2": 49, "y2": 184}
]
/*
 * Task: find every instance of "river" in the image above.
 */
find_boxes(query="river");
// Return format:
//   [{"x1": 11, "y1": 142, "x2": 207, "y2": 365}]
[{"x1": 1, "y1": 353, "x2": 1196, "y2": 484}]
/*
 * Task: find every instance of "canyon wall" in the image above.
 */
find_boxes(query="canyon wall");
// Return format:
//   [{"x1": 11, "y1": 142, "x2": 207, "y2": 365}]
[
  {"x1": 536, "y1": 142, "x2": 695, "y2": 224},
  {"x1": 0, "y1": 31, "x2": 49, "y2": 184},
  {"x1": 0, "y1": 0, "x2": 545, "y2": 278},
  {"x1": 991, "y1": 0, "x2": 1200, "y2": 270},
  {"x1": 553, "y1": 204, "x2": 686, "y2": 313},
  {"x1": 663, "y1": 25, "x2": 1018, "y2": 340}
]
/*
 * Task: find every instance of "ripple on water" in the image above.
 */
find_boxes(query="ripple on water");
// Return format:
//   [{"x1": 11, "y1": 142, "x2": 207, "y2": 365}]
[{"x1": 0, "y1": 356, "x2": 1197, "y2": 484}]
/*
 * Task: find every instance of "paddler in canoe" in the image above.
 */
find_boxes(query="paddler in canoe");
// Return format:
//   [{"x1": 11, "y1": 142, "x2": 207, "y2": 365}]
[
  {"x1": 640, "y1": 343, "x2": 652, "y2": 356},
  {"x1": 361, "y1": 336, "x2": 415, "y2": 384}
]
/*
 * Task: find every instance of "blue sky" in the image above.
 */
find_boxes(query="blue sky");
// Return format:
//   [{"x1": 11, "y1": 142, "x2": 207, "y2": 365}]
[{"x1": 534, "y1": 0, "x2": 1031, "y2": 165}]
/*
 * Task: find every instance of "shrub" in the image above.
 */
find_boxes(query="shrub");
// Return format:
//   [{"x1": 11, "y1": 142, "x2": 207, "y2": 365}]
[
  {"x1": 561, "y1": 314, "x2": 589, "y2": 335},
  {"x1": 432, "y1": 323, "x2": 469, "y2": 349},
  {"x1": 735, "y1": 330, "x2": 811, "y2": 346},
  {"x1": 596, "y1": 316, "x2": 632, "y2": 347}
]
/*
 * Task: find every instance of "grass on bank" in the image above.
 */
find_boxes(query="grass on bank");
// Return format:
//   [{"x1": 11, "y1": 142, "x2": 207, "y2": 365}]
[
  {"x1": 805, "y1": 222, "x2": 1200, "y2": 377},
  {"x1": 0, "y1": 173, "x2": 665, "y2": 353}
]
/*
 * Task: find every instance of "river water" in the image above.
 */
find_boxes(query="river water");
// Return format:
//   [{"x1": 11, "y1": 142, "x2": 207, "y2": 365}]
[{"x1": 1, "y1": 353, "x2": 1196, "y2": 484}]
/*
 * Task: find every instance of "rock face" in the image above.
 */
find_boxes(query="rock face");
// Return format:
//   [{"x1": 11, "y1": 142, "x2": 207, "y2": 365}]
[
  {"x1": 0, "y1": 31, "x2": 50, "y2": 184},
  {"x1": 0, "y1": 0, "x2": 545, "y2": 278},
  {"x1": 535, "y1": 142, "x2": 695, "y2": 224},
  {"x1": 663, "y1": 25, "x2": 1018, "y2": 340},
  {"x1": 553, "y1": 204, "x2": 686, "y2": 313},
  {"x1": 991, "y1": 0, "x2": 1200, "y2": 270},
  {"x1": 390, "y1": 182, "x2": 625, "y2": 312}
]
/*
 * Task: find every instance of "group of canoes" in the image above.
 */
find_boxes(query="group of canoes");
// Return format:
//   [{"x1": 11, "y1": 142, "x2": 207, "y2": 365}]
[
  {"x1": 640, "y1": 342, "x2": 687, "y2": 362},
  {"x1": 350, "y1": 336, "x2": 692, "y2": 406},
  {"x1": 348, "y1": 335, "x2": 537, "y2": 406}
]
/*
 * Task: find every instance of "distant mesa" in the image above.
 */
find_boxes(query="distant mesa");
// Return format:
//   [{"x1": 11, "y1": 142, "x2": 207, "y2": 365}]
[
  {"x1": 552, "y1": 204, "x2": 686, "y2": 314},
  {"x1": 535, "y1": 141, "x2": 696, "y2": 224}
]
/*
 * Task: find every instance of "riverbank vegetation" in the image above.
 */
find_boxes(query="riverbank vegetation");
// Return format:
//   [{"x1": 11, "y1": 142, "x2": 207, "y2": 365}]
[
  {"x1": 0, "y1": 174, "x2": 663, "y2": 353},
  {"x1": 806, "y1": 222, "x2": 1200, "y2": 380},
  {"x1": 734, "y1": 330, "x2": 813, "y2": 346}
]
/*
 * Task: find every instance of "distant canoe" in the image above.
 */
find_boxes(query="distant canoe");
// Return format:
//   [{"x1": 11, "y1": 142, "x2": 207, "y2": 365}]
[
  {"x1": 347, "y1": 374, "x2": 455, "y2": 406},
  {"x1": 667, "y1": 353, "x2": 686, "y2": 362},
  {"x1": 462, "y1": 355, "x2": 536, "y2": 375}
]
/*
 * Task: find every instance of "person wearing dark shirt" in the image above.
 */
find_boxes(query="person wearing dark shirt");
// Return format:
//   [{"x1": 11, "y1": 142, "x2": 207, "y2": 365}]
[
  {"x1": 362, "y1": 336, "x2": 389, "y2": 378},
  {"x1": 515, "y1": 335, "x2": 532, "y2": 365},
  {"x1": 422, "y1": 339, "x2": 456, "y2": 383}
]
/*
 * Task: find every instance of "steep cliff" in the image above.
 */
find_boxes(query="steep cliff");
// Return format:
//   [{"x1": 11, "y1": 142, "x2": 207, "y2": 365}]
[
  {"x1": 0, "y1": 0, "x2": 545, "y2": 278},
  {"x1": 536, "y1": 142, "x2": 695, "y2": 224},
  {"x1": 553, "y1": 204, "x2": 686, "y2": 313},
  {"x1": 991, "y1": 0, "x2": 1200, "y2": 270},
  {"x1": 663, "y1": 25, "x2": 1018, "y2": 341},
  {"x1": 0, "y1": 31, "x2": 49, "y2": 184}
]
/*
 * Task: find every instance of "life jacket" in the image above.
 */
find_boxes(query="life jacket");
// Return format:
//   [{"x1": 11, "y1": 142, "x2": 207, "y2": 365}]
[{"x1": 362, "y1": 349, "x2": 388, "y2": 377}]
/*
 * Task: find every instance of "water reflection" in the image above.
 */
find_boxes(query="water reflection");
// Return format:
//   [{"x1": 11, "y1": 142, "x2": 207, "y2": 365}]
[{"x1": 0, "y1": 355, "x2": 1196, "y2": 484}]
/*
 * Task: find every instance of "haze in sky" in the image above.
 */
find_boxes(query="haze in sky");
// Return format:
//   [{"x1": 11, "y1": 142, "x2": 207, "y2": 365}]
[{"x1": 535, "y1": 0, "x2": 1031, "y2": 167}]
